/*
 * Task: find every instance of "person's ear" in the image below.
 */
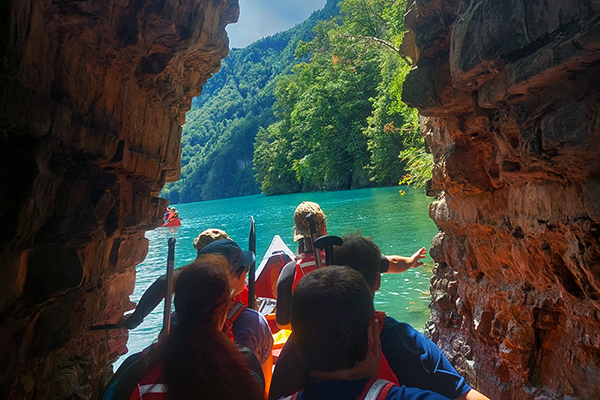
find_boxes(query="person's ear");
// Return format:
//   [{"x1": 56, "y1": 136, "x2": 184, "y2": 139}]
[
  {"x1": 368, "y1": 318, "x2": 381, "y2": 354},
  {"x1": 319, "y1": 224, "x2": 327, "y2": 236},
  {"x1": 366, "y1": 318, "x2": 382, "y2": 375}
]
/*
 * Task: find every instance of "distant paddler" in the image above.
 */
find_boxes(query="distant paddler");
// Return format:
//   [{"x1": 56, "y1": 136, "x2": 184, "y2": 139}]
[{"x1": 162, "y1": 206, "x2": 181, "y2": 227}]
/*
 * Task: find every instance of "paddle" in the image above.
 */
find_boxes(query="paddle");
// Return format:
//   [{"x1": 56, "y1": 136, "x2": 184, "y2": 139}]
[
  {"x1": 89, "y1": 238, "x2": 177, "y2": 332},
  {"x1": 313, "y1": 235, "x2": 343, "y2": 266},
  {"x1": 163, "y1": 237, "x2": 176, "y2": 337},
  {"x1": 306, "y1": 213, "x2": 323, "y2": 269},
  {"x1": 248, "y1": 216, "x2": 256, "y2": 310}
]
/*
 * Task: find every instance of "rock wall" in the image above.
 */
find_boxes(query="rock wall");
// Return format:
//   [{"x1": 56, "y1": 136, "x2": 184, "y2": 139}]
[
  {"x1": 402, "y1": 0, "x2": 600, "y2": 399},
  {"x1": 0, "y1": 0, "x2": 238, "y2": 398}
]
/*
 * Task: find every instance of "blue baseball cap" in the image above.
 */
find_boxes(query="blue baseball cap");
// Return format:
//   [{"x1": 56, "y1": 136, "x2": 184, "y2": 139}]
[{"x1": 196, "y1": 239, "x2": 255, "y2": 274}]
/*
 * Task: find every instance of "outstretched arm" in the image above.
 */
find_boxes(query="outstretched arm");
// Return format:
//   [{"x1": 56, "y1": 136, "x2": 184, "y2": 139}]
[
  {"x1": 121, "y1": 268, "x2": 183, "y2": 329},
  {"x1": 385, "y1": 247, "x2": 427, "y2": 273}
]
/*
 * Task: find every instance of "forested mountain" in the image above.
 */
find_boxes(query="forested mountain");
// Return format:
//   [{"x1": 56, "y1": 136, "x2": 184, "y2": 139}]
[
  {"x1": 163, "y1": 0, "x2": 430, "y2": 203},
  {"x1": 161, "y1": 0, "x2": 340, "y2": 203},
  {"x1": 254, "y1": 0, "x2": 428, "y2": 195}
]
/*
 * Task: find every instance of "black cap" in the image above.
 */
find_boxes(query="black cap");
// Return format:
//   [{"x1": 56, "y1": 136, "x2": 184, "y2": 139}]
[{"x1": 196, "y1": 239, "x2": 255, "y2": 274}]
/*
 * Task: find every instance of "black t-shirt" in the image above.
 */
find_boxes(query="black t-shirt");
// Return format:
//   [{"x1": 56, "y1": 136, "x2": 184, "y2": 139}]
[{"x1": 275, "y1": 260, "x2": 296, "y2": 326}]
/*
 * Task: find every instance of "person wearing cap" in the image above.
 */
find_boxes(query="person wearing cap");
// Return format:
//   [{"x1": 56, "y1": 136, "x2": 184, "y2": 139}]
[
  {"x1": 270, "y1": 236, "x2": 489, "y2": 400},
  {"x1": 193, "y1": 228, "x2": 252, "y2": 306},
  {"x1": 275, "y1": 201, "x2": 428, "y2": 329},
  {"x1": 105, "y1": 255, "x2": 265, "y2": 400},
  {"x1": 122, "y1": 233, "x2": 273, "y2": 390},
  {"x1": 280, "y1": 266, "x2": 449, "y2": 400}
]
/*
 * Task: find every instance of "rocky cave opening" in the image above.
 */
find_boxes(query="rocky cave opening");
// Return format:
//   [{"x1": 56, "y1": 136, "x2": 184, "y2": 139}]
[{"x1": 1, "y1": 0, "x2": 599, "y2": 399}]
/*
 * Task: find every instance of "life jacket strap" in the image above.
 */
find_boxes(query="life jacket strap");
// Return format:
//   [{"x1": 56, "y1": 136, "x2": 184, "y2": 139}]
[
  {"x1": 360, "y1": 378, "x2": 397, "y2": 400},
  {"x1": 222, "y1": 302, "x2": 247, "y2": 340}
]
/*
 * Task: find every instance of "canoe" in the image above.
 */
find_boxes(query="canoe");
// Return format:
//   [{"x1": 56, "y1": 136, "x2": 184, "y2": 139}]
[
  {"x1": 255, "y1": 235, "x2": 295, "y2": 300},
  {"x1": 254, "y1": 235, "x2": 294, "y2": 338},
  {"x1": 162, "y1": 218, "x2": 181, "y2": 227}
]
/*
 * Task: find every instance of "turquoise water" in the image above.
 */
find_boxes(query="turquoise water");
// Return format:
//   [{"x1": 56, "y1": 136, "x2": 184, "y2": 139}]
[{"x1": 118, "y1": 186, "x2": 437, "y2": 366}]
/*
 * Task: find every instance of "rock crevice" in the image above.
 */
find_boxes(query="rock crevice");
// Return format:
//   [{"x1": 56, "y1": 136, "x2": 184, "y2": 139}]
[
  {"x1": 0, "y1": 0, "x2": 238, "y2": 398},
  {"x1": 403, "y1": 0, "x2": 600, "y2": 398}
]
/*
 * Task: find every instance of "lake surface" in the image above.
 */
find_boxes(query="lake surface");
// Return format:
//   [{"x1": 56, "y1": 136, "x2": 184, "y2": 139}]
[{"x1": 118, "y1": 186, "x2": 438, "y2": 366}]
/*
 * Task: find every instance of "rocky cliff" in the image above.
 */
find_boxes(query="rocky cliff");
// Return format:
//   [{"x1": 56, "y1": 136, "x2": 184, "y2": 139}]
[
  {"x1": 0, "y1": 0, "x2": 238, "y2": 398},
  {"x1": 402, "y1": 0, "x2": 600, "y2": 398}
]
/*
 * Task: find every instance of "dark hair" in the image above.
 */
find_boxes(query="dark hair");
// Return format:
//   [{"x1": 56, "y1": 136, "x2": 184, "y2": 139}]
[
  {"x1": 158, "y1": 255, "x2": 263, "y2": 400},
  {"x1": 291, "y1": 266, "x2": 375, "y2": 372},
  {"x1": 332, "y1": 235, "x2": 382, "y2": 289}
]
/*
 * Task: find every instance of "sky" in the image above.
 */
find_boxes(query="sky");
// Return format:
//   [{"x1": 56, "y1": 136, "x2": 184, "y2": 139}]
[{"x1": 226, "y1": 0, "x2": 328, "y2": 48}]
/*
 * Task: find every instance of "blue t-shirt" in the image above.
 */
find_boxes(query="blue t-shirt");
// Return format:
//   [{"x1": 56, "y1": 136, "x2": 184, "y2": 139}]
[
  {"x1": 232, "y1": 307, "x2": 274, "y2": 364},
  {"x1": 380, "y1": 317, "x2": 471, "y2": 398},
  {"x1": 269, "y1": 317, "x2": 470, "y2": 400},
  {"x1": 284, "y1": 378, "x2": 449, "y2": 400}
]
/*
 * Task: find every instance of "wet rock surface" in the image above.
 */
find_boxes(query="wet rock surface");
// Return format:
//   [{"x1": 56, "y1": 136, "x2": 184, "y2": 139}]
[
  {"x1": 403, "y1": 0, "x2": 600, "y2": 398},
  {"x1": 0, "y1": 0, "x2": 238, "y2": 398}
]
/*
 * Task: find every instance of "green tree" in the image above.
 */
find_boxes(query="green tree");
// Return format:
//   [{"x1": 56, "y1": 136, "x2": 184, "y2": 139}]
[{"x1": 254, "y1": 0, "x2": 428, "y2": 195}]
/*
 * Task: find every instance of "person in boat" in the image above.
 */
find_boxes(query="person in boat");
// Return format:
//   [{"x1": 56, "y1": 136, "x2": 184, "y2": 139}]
[
  {"x1": 197, "y1": 239, "x2": 274, "y2": 387},
  {"x1": 280, "y1": 265, "x2": 449, "y2": 400},
  {"x1": 163, "y1": 207, "x2": 179, "y2": 223},
  {"x1": 165, "y1": 207, "x2": 178, "y2": 222},
  {"x1": 125, "y1": 255, "x2": 265, "y2": 400},
  {"x1": 270, "y1": 235, "x2": 490, "y2": 400},
  {"x1": 122, "y1": 231, "x2": 274, "y2": 388},
  {"x1": 193, "y1": 228, "x2": 251, "y2": 306},
  {"x1": 275, "y1": 201, "x2": 428, "y2": 329}
]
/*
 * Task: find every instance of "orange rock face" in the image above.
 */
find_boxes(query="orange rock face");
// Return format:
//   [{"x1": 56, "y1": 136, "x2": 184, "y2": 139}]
[
  {"x1": 403, "y1": 0, "x2": 600, "y2": 398},
  {"x1": 0, "y1": 0, "x2": 238, "y2": 398}
]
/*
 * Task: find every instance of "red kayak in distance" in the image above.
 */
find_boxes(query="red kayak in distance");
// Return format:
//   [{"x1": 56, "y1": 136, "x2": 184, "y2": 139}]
[{"x1": 162, "y1": 217, "x2": 181, "y2": 227}]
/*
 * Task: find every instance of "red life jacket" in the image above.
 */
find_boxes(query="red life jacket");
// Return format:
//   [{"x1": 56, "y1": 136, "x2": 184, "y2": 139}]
[
  {"x1": 378, "y1": 353, "x2": 400, "y2": 385},
  {"x1": 129, "y1": 365, "x2": 165, "y2": 400},
  {"x1": 221, "y1": 301, "x2": 246, "y2": 341},
  {"x1": 233, "y1": 284, "x2": 249, "y2": 306},
  {"x1": 291, "y1": 251, "x2": 326, "y2": 291},
  {"x1": 282, "y1": 378, "x2": 397, "y2": 400}
]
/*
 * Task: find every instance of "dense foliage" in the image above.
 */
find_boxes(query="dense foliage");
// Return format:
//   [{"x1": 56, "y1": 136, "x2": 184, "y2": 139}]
[
  {"x1": 253, "y1": 0, "x2": 426, "y2": 195},
  {"x1": 161, "y1": 1, "x2": 340, "y2": 203},
  {"x1": 163, "y1": 0, "x2": 430, "y2": 203}
]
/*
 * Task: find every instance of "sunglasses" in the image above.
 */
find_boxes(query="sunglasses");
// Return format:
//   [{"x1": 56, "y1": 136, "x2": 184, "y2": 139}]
[
  {"x1": 236, "y1": 265, "x2": 250, "y2": 274},
  {"x1": 369, "y1": 311, "x2": 386, "y2": 333}
]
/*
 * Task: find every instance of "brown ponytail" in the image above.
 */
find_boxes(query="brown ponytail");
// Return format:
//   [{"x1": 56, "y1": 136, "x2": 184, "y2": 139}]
[{"x1": 157, "y1": 255, "x2": 264, "y2": 400}]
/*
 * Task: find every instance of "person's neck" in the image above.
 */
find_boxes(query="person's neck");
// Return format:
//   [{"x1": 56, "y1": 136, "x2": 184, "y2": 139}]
[{"x1": 309, "y1": 362, "x2": 375, "y2": 382}]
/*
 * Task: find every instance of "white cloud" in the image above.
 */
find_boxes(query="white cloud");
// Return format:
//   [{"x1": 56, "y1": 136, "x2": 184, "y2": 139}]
[{"x1": 226, "y1": 0, "x2": 328, "y2": 48}]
